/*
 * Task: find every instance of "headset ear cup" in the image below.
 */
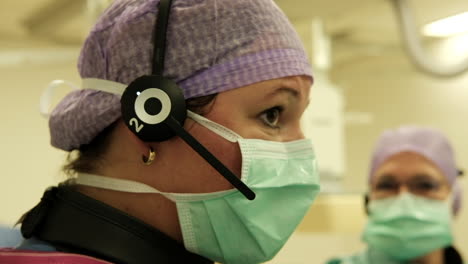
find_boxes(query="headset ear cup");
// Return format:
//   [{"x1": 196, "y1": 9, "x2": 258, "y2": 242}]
[{"x1": 121, "y1": 75, "x2": 186, "y2": 142}]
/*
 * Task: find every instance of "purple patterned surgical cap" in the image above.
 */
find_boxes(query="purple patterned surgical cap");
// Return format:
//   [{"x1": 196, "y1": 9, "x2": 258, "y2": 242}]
[
  {"x1": 369, "y1": 126, "x2": 462, "y2": 214},
  {"x1": 49, "y1": 0, "x2": 312, "y2": 151}
]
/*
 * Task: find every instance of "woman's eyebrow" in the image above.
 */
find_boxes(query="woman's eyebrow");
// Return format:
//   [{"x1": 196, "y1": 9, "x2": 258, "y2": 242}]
[
  {"x1": 266, "y1": 86, "x2": 310, "y2": 107},
  {"x1": 411, "y1": 173, "x2": 439, "y2": 181},
  {"x1": 375, "y1": 174, "x2": 397, "y2": 183},
  {"x1": 269, "y1": 87, "x2": 299, "y2": 98}
]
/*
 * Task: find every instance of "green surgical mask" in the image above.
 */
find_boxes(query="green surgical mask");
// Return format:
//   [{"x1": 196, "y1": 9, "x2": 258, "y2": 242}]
[
  {"x1": 362, "y1": 192, "x2": 453, "y2": 261},
  {"x1": 75, "y1": 111, "x2": 320, "y2": 264}
]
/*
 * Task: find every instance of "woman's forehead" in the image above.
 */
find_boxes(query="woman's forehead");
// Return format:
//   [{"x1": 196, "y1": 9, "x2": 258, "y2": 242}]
[
  {"x1": 225, "y1": 76, "x2": 311, "y2": 98},
  {"x1": 373, "y1": 152, "x2": 446, "y2": 182}
]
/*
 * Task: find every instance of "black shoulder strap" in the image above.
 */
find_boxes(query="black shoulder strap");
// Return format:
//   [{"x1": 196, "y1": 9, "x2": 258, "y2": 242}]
[{"x1": 21, "y1": 186, "x2": 212, "y2": 264}]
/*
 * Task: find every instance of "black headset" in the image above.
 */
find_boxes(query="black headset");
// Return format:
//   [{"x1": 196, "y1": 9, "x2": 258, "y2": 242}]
[{"x1": 120, "y1": 0, "x2": 255, "y2": 200}]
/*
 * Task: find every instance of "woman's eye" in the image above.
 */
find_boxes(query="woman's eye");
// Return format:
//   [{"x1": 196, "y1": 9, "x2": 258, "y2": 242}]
[
  {"x1": 375, "y1": 181, "x2": 398, "y2": 191},
  {"x1": 412, "y1": 181, "x2": 440, "y2": 191},
  {"x1": 409, "y1": 175, "x2": 441, "y2": 192},
  {"x1": 259, "y1": 107, "x2": 283, "y2": 128}
]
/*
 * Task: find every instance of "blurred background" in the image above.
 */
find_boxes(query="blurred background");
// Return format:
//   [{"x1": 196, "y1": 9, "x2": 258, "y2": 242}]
[{"x1": 0, "y1": 0, "x2": 467, "y2": 263}]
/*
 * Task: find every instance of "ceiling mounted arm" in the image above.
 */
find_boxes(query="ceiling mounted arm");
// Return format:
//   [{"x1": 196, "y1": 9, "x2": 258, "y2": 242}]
[{"x1": 390, "y1": 0, "x2": 468, "y2": 78}]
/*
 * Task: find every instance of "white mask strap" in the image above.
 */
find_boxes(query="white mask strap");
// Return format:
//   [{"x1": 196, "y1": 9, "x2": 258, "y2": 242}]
[
  {"x1": 75, "y1": 173, "x2": 236, "y2": 202},
  {"x1": 41, "y1": 78, "x2": 240, "y2": 143},
  {"x1": 76, "y1": 173, "x2": 159, "y2": 193},
  {"x1": 81, "y1": 78, "x2": 127, "y2": 95},
  {"x1": 187, "y1": 111, "x2": 241, "y2": 143},
  {"x1": 81, "y1": 78, "x2": 242, "y2": 143},
  {"x1": 39, "y1": 80, "x2": 79, "y2": 118},
  {"x1": 39, "y1": 78, "x2": 126, "y2": 118}
]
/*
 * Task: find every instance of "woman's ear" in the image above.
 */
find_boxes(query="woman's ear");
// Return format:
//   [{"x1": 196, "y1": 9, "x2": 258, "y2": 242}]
[{"x1": 120, "y1": 119, "x2": 155, "y2": 158}]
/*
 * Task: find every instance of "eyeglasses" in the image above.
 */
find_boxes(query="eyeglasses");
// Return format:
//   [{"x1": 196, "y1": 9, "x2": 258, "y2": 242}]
[{"x1": 372, "y1": 173, "x2": 447, "y2": 198}]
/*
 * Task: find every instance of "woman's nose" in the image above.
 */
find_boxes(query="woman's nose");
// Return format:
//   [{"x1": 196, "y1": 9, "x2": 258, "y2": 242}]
[
  {"x1": 283, "y1": 123, "x2": 305, "y2": 142},
  {"x1": 398, "y1": 185, "x2": 410, "y2": 195}
]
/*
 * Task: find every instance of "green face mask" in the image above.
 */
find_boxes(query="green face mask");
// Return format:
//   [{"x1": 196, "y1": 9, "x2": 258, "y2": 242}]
[
  {"x1": 76, "y1": 111, "x2": 320, "y2": 264},
  {"x1": 362, "y1": 192, "x2": 453, "y2": 261}
]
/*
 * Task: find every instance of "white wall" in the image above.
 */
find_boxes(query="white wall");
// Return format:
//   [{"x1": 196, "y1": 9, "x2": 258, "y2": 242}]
[{"x1": 0, "y1": 61, "x2": 80, "y2": 225}]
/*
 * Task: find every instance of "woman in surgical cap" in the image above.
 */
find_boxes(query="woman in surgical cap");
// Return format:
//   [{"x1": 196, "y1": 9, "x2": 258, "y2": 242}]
[
  {"x1": 0, "y1": 0, "x2": 320, "y2": 264},
  {"x1": 328, "y1": 126, "x2": 464, "y2": 264}
]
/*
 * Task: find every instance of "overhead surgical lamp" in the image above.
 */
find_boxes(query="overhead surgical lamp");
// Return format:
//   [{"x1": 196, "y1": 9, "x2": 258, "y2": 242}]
[
  {"x1": 390, "y1": 0, "x2": 468, "y2": 78},
  {"x1": 422, "y1": 12, "x2": 468, "y2": 37}
]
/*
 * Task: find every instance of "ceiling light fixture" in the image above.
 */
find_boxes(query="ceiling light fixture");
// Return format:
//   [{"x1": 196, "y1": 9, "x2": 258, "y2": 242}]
[{"x1": 422, "y1": 12, "x2": 468, "y2": 37}]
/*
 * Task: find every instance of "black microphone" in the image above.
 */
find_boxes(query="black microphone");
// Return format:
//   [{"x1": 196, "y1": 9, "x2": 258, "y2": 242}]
[
  {"x1": 165, "y1": 116, "x2": 256, "y2": 200},
  {"x1": 147, "y1": 0, "x2": 255, "y2": 201}
]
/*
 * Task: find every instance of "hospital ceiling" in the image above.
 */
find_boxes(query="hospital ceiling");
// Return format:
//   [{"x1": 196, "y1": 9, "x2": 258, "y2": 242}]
[{"x1": 0, "y1": 0, "x2": 467, "y2": 68}]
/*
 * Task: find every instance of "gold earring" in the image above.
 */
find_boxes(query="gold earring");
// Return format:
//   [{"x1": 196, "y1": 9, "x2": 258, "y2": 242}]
[{"x1": 142, "y1": 147, "x2": 156, "y2": 165}]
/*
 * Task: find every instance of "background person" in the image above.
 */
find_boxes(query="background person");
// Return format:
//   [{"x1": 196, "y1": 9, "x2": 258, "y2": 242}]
[{"x1": 328, "y1": 126, "x2": 464, "y2": 264}]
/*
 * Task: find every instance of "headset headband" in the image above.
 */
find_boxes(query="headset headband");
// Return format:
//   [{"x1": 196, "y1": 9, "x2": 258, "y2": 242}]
[{"x1": 153, "y1": 0, "x2": 172, "y2": 76}]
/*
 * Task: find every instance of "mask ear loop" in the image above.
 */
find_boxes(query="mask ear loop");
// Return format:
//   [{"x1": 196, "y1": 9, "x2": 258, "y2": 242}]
[
  {"x1": 39, "y1": 80, "x2": 80, "y2": 118},
  {"x1": 186, "y1": 110, "x2": 241, "y2": 143}
]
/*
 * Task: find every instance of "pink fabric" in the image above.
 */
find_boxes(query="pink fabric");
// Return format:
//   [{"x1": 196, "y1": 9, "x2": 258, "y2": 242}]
[{"x1": 0, "y1": 248, "x2": 113, "y2": 264}]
